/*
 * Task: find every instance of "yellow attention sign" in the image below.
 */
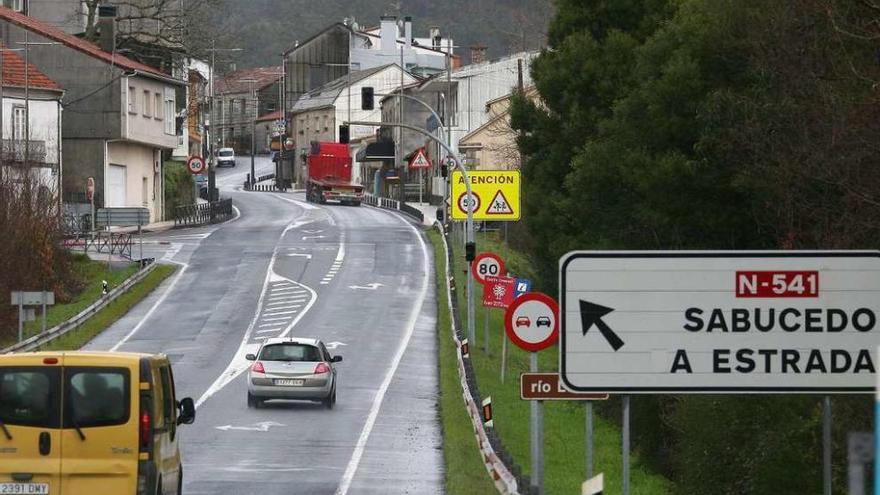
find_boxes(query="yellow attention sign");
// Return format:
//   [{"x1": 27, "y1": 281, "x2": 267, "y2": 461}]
[{"x1": 451, "y1": 170, "x2": 521, "y2": 221}]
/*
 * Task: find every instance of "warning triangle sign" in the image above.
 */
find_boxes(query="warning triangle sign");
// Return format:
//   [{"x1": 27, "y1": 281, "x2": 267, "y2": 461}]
[
  {"x1": 486, "y1": 190, "x2": 514, "y2": 215},
  {"x1": 408, "y1": 148, "x2": 432, "y2": 169}
]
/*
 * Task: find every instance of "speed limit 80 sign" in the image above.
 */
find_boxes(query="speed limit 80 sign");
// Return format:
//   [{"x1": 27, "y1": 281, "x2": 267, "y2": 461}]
[{"x1": 472, "y1": 252, "x2": 505, "y2": 285}]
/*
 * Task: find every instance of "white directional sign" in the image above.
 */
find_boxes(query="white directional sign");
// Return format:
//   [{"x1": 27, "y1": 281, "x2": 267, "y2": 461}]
[{"x1": 560, "y1": 251, "x2": 880, "y2": 393}]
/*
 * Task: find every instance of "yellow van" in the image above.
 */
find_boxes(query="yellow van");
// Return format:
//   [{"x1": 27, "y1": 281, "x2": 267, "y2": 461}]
[{"x1": 0, "y1": 351, "x2": 195, "y2": 495}]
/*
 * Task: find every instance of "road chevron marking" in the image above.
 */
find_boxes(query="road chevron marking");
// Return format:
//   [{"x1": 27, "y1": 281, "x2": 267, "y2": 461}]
[{"x1": 195, "y1": 218, "x2": 318, "y2": 410}]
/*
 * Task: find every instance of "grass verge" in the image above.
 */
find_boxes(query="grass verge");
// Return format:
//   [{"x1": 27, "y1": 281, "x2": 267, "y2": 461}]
[
  {"x1": 38, "y1": 264, "x2": 177, "y2": 352},
  {"x1": 429, "y1": 229, "x2": 499, "y2": 494},
  {"x1": 2, "y1": 254, "x2": 140, "y2": 347},
  {"x1": 442, "y1": 228, "x2": 673, "y2": 494}
]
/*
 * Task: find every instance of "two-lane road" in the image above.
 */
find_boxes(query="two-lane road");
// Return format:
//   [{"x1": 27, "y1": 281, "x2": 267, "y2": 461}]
[{"x1": 86, "y1": 156, "x2": 444, "y2": 494}]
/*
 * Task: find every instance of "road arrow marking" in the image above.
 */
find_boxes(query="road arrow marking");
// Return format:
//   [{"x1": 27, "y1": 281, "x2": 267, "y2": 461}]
[
  {"x1": 303, "y1": 229, "x2": 324, "y2": 234},
  {"x1": 579, "y1": 300, "x2": 625, "y2": 351},
  {"x1": 326, "y1": 341, "x2": 347, "y2": 350},
  {"x1": 287, "y1": 253, "x2": 312, "y2": 259},
  {"x1": 302, "y1": 235, "x2": 326, "y2": 240},
  {"x1": 348, "y1": 283, "x2": 384, "y2": 291},
  {"x1": 215, "y1": 421, "x2": 285, "y2": 432}
]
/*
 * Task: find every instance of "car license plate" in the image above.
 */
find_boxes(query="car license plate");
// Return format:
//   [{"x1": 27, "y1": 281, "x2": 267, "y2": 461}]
[
  {"x1": 0, "y1": 483, "x2": 49, "y2": 494},
  {"x1": 274, "y1": 379, "x2": 304, "y2": 386}
]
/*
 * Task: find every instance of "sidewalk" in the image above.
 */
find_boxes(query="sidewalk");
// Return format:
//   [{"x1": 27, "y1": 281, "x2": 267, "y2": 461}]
[{"x1": 408, "y1": 202, "x2": 438, "y2": 227}]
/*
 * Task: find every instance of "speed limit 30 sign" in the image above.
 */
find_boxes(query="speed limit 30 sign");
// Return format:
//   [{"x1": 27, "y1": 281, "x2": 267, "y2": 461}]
[{"x1": 472, "y1": 252, "x2": 505, "y2": 285}]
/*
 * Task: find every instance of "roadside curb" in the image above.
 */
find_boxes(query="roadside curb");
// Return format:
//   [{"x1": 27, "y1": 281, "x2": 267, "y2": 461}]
[
  {"x1": 1, "y1": 263, "x2": 159, "y2": 354},
  {"x1": 435, "y1": 222, "x2": 522, "y2": 494}
]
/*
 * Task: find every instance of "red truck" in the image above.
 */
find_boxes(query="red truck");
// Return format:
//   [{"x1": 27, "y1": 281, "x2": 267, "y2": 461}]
[{"x1": 305, "y1": 141, "x2": 364, "y2": 206}]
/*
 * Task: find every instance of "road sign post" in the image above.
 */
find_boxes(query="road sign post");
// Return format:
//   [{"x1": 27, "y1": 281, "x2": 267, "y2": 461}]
[
  {"x1": 11, "y1": 291, "x2": 55, "y2": 342},
  {"x1": 505, "y1": 292, "x2": 559, "y2": 495}
]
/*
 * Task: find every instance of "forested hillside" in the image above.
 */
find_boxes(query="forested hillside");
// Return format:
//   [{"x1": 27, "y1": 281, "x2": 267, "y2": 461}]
[{"x1": 211, "y1": 0, "x2": 552, "y2": 67}]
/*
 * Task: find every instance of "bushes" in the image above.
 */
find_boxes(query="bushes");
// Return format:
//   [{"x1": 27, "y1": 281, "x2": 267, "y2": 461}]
[
  {"x1": 0, "y1": 165, "x2": 76, "y2": 342},
  {"x1": 164, "y1": 160, "x2": 195, "y2": 219}
]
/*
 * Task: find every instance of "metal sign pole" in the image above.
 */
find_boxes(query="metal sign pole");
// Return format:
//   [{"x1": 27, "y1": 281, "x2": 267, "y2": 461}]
[
  {"x1": 500, "y1": 329, "x2": 508, "y2": 383},
  {"x1": 586, "y1": 402, "x2": 594, "y2": 480},
  {"x1": 17, "y1": 294, "x2": 23, "y2": 342},
  {"x1": 139, "y1": 224, "x2": 144, "y2": 266},
  {"x1": 530, "y1": 351, "x2": 544, "y2": 494},
  {"x1": 823, "y1": 396, "x2": 832, "y2": 495},
  {"x1": 41, "y1": 290, "x2": 46, "y2": 334},
  {"x1": 623, "y1": 395, "x2": 631, "y2": 495},
  {"x1": 484, "y1": 307, "x2": 489, "y2": 354}
]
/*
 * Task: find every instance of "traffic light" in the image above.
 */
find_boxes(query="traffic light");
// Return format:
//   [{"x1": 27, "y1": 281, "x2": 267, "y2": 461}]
[
  {"x1": 465, "y1": 242, "x2": 476, "y2": 262},
  {"x1": 361, "y1": 87, "x2": 374, "y2": 110},
  {"x1": 339, "y1": 124, "x2": 350, "y2": 144}
]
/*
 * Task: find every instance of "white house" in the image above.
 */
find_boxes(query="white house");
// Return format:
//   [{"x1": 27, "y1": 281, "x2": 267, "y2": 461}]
[
  {"x1": 0, "y1": 47, "x2": 64, "y2": 197},
  {"x1": 290, "y1": 64, "x2": 417, "y2": 186}
]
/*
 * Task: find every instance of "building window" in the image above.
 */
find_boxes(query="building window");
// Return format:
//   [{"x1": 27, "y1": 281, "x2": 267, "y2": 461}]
[
  {"x1": 164, "y1": 93, "x2": 175, "y2": 135},
  {"x1": 154, "y1": 93, "x2": 162, "y2": 120},
  {"x1": 11, "y1": 0, "x2": 23, "y2": 12},
  {"x1": 142, "y1": 90, "x2": 151, "y2": 117},
  {"x1": 12, "y1": 105, "x2": 25, "y2": 141},
  {"x1": 128, "y1": 86, "x2": 136, "y2": 113}
]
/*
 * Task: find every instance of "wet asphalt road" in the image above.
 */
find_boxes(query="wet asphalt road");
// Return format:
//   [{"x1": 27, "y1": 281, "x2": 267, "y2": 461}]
[{"x1": 84, "y1": 156, "x2": 444, "y2": 494}]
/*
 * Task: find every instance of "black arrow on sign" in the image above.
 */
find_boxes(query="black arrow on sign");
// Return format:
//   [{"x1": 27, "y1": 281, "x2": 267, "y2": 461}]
[{"x1": 579, "y1": 300, "x2": 625, "y2": 351}]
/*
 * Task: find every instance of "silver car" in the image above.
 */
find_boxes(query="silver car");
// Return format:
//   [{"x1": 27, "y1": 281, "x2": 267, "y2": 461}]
[{"x1": 245, "y1": 338, "x2": 341, "y2": 409}]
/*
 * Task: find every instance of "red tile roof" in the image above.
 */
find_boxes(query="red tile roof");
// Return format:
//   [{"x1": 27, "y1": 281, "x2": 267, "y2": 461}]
[
  {"x1": 0, "y1": 6, "x2": 169, "y2": 78},
  {"x1": 215, "y1": 66, "x2": 282, "y2": 94},
  {"x1": 1, "y1": 46, "x2": 62, "y2": 90},
  {"x1": 256, "y1": 110, "x2": 282, "y2": 122}
]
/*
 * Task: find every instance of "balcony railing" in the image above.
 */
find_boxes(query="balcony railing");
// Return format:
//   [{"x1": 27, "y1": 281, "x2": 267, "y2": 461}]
[{"x1": 2, "y1": 139, "x2": 48, "y2": 164}]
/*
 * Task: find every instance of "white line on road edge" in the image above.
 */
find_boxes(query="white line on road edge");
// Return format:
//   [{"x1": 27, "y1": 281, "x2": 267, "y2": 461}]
[
  {"x1": 334, "y1": 212, "x2": 429, "y2": 495},
  {"x1": 109, "y1": 260, "x2": 188, "y2": 352}
]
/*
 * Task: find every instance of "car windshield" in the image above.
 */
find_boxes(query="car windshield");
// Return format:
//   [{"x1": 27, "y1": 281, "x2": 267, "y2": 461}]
[
  {"x1": 218, "y1": 150, "x2": 233, "y2": 157},
  {"x1": 259, "y1": 344, "x2": 321, "y2": 362}
]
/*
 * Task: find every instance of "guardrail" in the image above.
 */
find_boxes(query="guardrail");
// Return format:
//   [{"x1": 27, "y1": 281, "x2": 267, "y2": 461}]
[
  {"x1": 437, "y1": 222, "x2": 524, "y2": 494},
  {"x1": 244, "y1": 183, "x2": 289, "y2": 192},
  {"x1": 363, "y1": 193, "x2": 425, "y2": 223},
  {"x1": 1, "y1": 262, "x2": 158, "y2": 354},
  {"x1": 174, "y1": 198, "x2": 234, "y2": 227}
]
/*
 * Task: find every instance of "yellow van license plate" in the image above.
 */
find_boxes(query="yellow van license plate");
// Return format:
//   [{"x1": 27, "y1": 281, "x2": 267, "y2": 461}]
[
  {"x1": 0, "y1": 483, "x2": 49, "y2": 494},
  {"x1": 275, "y1": 379, "x2": 304, "y2": 386}
]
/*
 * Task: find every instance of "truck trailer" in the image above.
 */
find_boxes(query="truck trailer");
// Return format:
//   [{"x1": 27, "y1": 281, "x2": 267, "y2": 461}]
[{"x1": 305, "y1": 141, "x2": 364, "y2": 206}]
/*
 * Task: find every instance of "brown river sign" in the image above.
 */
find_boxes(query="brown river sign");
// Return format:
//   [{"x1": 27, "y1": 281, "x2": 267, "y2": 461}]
[{"x1": 520, "y1": 373, "x2": 609, "y2": 401}]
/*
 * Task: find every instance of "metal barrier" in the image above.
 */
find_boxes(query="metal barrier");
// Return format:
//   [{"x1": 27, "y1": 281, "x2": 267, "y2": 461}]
[
  {"x1": 174, "y1": 198, "x2": 234, "y2": 227},
  {"x1": 363, "y1": 193, "x2": 425, "y2": 223},
  {"x1": 2, "y1": 262, "x2": 158, "y2": 354},
  {"x1": 244, "y1": 183, "x2": 288, "y2": 192}
]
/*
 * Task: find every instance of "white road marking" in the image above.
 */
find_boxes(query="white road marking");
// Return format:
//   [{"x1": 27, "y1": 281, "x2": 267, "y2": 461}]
[
  {"x1": 215, "y1": 421, "x2": 285, "y2": 432},
  {"x1": 256, "y1": 328, "x2": 281, "y2": 334},
  {"x1": 287, "y1": 253, "x2": 313, "y2": 259},
  {"x1": 259, "y1": 322, "x2": 284, "y2": 328},
  {"x1": 303, "y1": 235, "x2": 326, "y2": 240},
  {"x1": 348, "y1": 283, "x2": 384, "y2": 291},
  {"x1": 326, "y1": 341, "x2": 347, "y2": 350},
  {"x1": 334, "y1": 211, "x2": 430, "y2": 495},
  {"x1": 263, "y1": 310, "x2": 298, "y2": 316},
  {"x1": 109, "y1": 260, "x2": 188, "y2": 352},
  {"x1": 304, "y1": 229, "x2": 324, "y2": 234},
  {"x1": 260, "y1": 316, "x2": 291, "y2": 322}
]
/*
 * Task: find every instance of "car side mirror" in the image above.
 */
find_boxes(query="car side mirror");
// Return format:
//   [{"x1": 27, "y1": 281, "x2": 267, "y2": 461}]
[
  {"x1": 177, "y1": 397, "x2": 195, "y2": 425},
  {"x1": 245, "y1": 354, "x2": 256, "y2": 361},
  {"x1": 331, "y1": 355, "x2": 343, "y2": 363}
]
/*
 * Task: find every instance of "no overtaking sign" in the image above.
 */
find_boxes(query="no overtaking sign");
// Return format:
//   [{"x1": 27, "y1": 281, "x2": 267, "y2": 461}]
[{"x1": 560, "y1": 251, "x2": 880, "y2": 393}]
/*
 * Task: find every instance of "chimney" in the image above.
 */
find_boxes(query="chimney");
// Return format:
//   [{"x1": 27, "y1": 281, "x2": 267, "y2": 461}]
[
  {"x1": 404, "y1": 16, "x2": 412, "y2": 50},
  {"x1": 470, "y1": 45, "x2": 488, "y2": 65},
  {"x1": 98, "y1": 5, "x2": 117, "y2": 53},
  {"x1": 380, "y1": 15, "x2": 397, "y2": 54},
  {"x1": 430, "y1": 27, "x2": 441, "y2": 50}
]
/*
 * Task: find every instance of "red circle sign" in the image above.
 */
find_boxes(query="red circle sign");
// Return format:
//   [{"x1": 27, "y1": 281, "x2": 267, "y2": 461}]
[
  {"x1": 472, "y1": 252, "x2": 505, "y2": 285},
  {"x1": 504, "y1": 292, "x2": 559, "y2": 352},
  {"x1": 187, "y1": 156, "x2": 206, "y2": 175}
]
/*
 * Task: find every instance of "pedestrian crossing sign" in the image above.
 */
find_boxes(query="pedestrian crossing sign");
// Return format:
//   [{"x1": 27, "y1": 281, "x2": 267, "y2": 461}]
[
  {"x1": 408, "y1": 148, "x2": 432, "y2": 169},
  {"x1": 451, "y1": 170, "x2": 521, "y2": 221}
]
